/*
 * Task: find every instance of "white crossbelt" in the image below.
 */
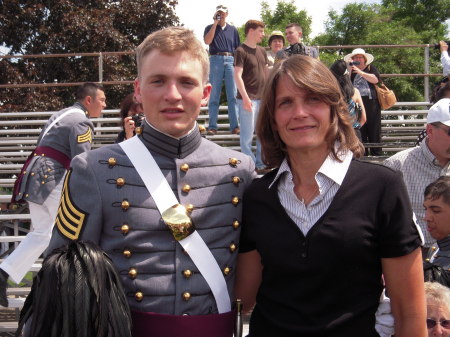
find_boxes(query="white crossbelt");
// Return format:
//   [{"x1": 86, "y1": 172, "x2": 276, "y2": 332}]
[
  {"x1": 41, "y1": 108, "x2": 86, "y2": 140},
  {"x1": 120, "y1": 135, "x2": 231, "y2": 313}
]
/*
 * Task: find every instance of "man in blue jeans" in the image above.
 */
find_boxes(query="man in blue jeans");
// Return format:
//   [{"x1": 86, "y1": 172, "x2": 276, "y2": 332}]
[{"x1": 204, "y1": 4, "x2": 240, "y2": 135}]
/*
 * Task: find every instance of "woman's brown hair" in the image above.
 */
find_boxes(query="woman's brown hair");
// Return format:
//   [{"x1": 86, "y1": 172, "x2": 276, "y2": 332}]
[{"x1": 256, "y1": 55, "x2": 364, "y2": 168}]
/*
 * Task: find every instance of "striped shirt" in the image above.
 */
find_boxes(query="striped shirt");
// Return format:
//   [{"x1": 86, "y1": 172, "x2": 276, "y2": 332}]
[
  {"x1": 269, "y1": 150, "x2": 353, "y2": 237},
  {"x1": 384, "y1": 140, "x2": 450, "y2": 247}
]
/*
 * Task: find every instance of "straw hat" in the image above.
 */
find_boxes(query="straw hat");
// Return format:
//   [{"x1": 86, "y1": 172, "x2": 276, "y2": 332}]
[
  {"x1": 344, "y1": 48, "x2": 374, "y2": 65},
  {"x1": 268, "y1": 30, "x2": 285, "y2": 46}
]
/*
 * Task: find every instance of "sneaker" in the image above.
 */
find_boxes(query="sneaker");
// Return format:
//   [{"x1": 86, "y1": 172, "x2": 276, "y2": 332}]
[
  {"x1": 231, "y1": 127, "x2": 240, "y2": 135},
  {"x1": 207, "y1": 129, "x2": 217, "y2": 135}
]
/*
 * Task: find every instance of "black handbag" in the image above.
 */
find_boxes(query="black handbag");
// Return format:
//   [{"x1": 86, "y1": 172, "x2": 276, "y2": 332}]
[{"x1": 423, "y1": 261, "x2": 450, "y2": 287}]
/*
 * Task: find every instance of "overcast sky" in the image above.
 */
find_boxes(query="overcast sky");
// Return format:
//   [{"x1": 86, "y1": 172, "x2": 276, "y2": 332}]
[{"x1": 175, "y1": 0, "x2": 381, "y2": 46}]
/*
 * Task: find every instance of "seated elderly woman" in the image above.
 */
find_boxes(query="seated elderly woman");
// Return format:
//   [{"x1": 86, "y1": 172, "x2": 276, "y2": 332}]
[
  {"x1": 424, "y1": 176, "x2": 450, "y2": 279},
  {"x1": 425, "y1": 282, "x2": 450, "y2": 337},
  {"x1": 235, "y1": 55, "x2": 426, "y2": 337}
]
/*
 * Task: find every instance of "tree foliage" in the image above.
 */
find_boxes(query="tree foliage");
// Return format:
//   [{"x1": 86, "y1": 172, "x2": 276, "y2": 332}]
[{"x1": 0, "y1": 0, "x2": 179, "y2": 112}]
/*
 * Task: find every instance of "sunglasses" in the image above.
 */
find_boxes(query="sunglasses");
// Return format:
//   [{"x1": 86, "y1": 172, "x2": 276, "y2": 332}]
[
  {"x1": 427, "y1": 318, "x2": 450, "y2": 329},
  {"x1": 433, "y1": 124, "x2": 450, "y2": 136}
]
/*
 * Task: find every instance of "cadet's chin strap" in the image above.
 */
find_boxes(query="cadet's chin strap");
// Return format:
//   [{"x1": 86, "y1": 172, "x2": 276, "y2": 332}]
[{"x1": 120, "y1": 136, "x2": 231, "y2": 314}]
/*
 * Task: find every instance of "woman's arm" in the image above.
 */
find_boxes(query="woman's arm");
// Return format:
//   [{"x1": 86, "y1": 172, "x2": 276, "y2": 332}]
[
  {"x1": 382, "y1": 247, "x2": 427, "y2": 337},
  {"x1": 234, "y1": 250, "x2": 263, "y2": 314},
  {"x1": 353, "y1": 88, "x2": 367, "y2": 126}
]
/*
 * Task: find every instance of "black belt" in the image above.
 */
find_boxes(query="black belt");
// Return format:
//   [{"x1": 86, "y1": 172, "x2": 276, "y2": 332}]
[{"x1": 211, "y1": 52, "x2": 233, "y2": 56}]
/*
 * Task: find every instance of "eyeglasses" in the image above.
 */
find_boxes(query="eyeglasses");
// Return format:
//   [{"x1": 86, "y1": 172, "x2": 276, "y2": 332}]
[
  {"x1": 427, "y1": 318, "x2": 450, "y2": 329},
  {"x1": 433, "y1": 124, "x2": 450, "y2": 136}
]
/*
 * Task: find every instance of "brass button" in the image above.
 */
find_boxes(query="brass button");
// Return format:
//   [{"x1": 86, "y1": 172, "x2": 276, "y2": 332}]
[
  {"x1": 121, "y1": 224, "x2": 130, "y2": 235},
  {"x1": 232, "y1": 176, "x2": 241, "y2": 185},
  {"x1": 232, "y1": 220, "x2": 240, "y2": 229},
  {"x1": 108, "y1": 157, "x2": 117, "y2": 166},
  {"x1": 135, "y1": 126, "x2": 142, "y2": 135},
  {"x1": 231, "y1": 196, "x2": 240, "y2": 205},
  {"x1": 183, "y1": 270, "x2": 193, "y2": 279},
  {"x1": 431, "y1": 246, "x2": 437, "y2": 251},
  {"x1": 198, "y1": 124, "x2": 206, "y2": 132},
  {"x1": 41, "y1": 181, "x2": 45, "y2": 184},
  {"x1": 31, "y1": 172, "x2": 35, "y2": 176},
  {"x1": 182, "y1": 184, "x2": 191, "y2": 193},
  {"x1": 186, "y1": 204, "x2": 194, "y2": 213},
  {"x1": 425, "y1": 258, "x2": 430, "y2": 262},
  {"x1": 135, "y1": 291, "x2": 143, "y2": 302},
  {"x1": 34, "y1": 153, "x2": 37, "y2": 156},
  {"x1": 44, "y1": 175, "x2": 48, "y2": 179},
  {"x1": 25, "y1": 194, "x2": 29, "y2": 198},
  {"x1": 229, "y1": 158, "x2": 238, "y2": 166},
  {"x1": 23, "y1": 171, "x2": 27, "y2": 175},
  {"x1": 41, "y1": 153, "x2": 45, "y2": 157},
  {"x1": 47, "y1": 168, "x2": 51, "y2": 172},
  {"x1": 123, "y1": 249, "x2": 132, "y2": 258},
  {"x1": 116, "y1": 177, "x2": 125, "y2": 187},
  {"x1": 229, "y1": 243, "x2": 236, "y2": 253},
  {"x1": 223, "y1": 266, "x2": 231, "y2": 275},
  {"x1": 128, "y1": 268, "x2": 137, "y2": 279},
  {"x1": 121, "y1": 200, "x2": 130, "y2": 210},
  {"x1": 182, "y1": 292, "x2": 191, "y2": 301},
  {"x1": 180, "y1": 163, "x2": 189, "y2": 172}
]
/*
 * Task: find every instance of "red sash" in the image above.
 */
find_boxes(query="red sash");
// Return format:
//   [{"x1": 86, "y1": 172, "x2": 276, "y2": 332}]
[
  {"x1": 131, "y1": 309, "x2": 235, "y2": 337},
  {"x1": 11, "y1": 146, "x2": 70, "y2": 204}
]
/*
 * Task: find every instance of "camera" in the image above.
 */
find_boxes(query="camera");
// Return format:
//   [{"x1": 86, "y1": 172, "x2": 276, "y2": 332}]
[
  {"x1": 131, "y1": 113, "x2": 145, "y2": 127},
  {"x1": 435, "y1": 41, "x2": 450, "y2": 49},
  {"x1": 349, "y1": 61, "x2": 360, "y2": 66},
  {"x1": 215, "y1": 14, "x2": 221, "y2": 20}
]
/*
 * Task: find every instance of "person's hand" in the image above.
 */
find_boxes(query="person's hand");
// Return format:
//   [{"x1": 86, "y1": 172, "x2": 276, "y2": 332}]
[
  {"x1": 213, "y1": 12, "x2": 220, "y2": 24},
  {"x1": 0, "y1": 269, "x2": 9, "y2": 307},
  {"x1": 351, "y1": 65, "x2": 363, "y2": 75},
  {"x1": 440, "y1": 40, "x2": 448, "y2": 52},
  {"x1": 243, "y1": 97, "x2": 253, "y2": 113},
  {"x1": 123, "y1": 116, "x2": 135, "y2": 140}
]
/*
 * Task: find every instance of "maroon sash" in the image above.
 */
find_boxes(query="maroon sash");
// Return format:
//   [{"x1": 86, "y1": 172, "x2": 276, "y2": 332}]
[
  {"x1": 131, "y1": 309, "x2": 235, "y2": 337},
  {"x1": 11, "y1": 146, "x2": 71, "y2": 204}
]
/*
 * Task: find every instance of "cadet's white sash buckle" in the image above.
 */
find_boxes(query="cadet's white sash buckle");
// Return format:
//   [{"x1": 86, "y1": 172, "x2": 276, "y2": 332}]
[{"x1": 120, "y1": 136, "x2": 231, "y2": 313}]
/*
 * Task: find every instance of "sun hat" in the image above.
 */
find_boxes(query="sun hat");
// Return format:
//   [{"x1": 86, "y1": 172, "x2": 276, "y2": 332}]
[
  {"x1": 427, "y1": 98, "x2": 450, "y2": 126},
  {"x1": 268, "y1": 30, "x2": 285, "y2": 46},
  {"x1": 344, "y1": 48, "x2": 374, "y2": 65},
  {"x1": 216, "y1": 5, "x2": 228, "y2": 13}
]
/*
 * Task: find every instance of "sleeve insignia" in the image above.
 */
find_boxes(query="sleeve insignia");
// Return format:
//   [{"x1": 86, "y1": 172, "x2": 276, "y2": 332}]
[
  {"x1": 55, "y1": 169, "x2": 87, "y2": 240},
  {"x1": 77, "y1": 127, "x2": 92, "y2": 143}
]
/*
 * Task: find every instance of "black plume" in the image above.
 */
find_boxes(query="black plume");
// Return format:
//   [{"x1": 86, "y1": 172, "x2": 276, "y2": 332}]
[{"x1": 16, "y1": 241, "x2": 132, "y2": 337}]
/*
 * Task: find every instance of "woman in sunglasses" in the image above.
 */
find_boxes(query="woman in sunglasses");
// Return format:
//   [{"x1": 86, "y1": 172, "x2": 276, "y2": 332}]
[{"x1": 425, "y1": 281, "x2": 450, "y2": 337}]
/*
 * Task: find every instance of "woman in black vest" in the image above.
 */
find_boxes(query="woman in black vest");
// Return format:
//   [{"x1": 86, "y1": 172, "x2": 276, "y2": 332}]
[{"x1": 235, "y1": 55, "x2": 426, "y2": 337}]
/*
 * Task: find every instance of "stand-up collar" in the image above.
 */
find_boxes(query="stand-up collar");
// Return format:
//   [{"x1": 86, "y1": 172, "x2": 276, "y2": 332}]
[
  {"x1": 437, "y1": 236, "x2": 450, "y2": 252},
  {"x1": 138, "y1": 121, "x2": 202, "y2": 159},
  {"x1": 73, "y1": 102, "x2": 88, "y2": 116}
]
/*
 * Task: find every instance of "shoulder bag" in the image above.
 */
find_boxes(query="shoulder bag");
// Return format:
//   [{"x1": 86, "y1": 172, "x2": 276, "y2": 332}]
[{"x1": 374, "y1": 82, "x2": 397, "y2": 110}]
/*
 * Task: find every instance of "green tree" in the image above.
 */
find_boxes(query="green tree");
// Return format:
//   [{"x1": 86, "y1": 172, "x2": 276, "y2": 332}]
[{"x1": 0, "y1": 0, "x2": 179, "y2": 112}]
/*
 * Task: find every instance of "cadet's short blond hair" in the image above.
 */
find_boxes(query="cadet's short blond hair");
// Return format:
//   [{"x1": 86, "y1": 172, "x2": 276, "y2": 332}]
[{"x1": 136, "y1": 27, "x2": 209, "y2": 84}]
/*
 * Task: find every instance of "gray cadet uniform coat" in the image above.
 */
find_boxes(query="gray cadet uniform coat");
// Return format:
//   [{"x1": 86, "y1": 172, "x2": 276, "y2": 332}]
[
  {"x1": 47, "y1": 122, "x2": 255, "y2": 315},
  {"x1": 15, "y1": 102, "x2": 94, "y2": 204}
]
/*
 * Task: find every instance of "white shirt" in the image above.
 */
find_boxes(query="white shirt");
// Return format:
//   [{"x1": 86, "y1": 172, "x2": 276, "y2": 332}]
[
  {"x1": 442, "y1": 50, "x2": 450, "y2": 77},
  {"x1": 269, "y1": 149, "x2": 353, "y2": 236}
]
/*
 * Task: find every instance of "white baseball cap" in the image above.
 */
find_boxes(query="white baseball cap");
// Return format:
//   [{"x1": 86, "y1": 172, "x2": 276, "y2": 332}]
[{"x1": 427, "y1": 98, "x2": 450, "y2": 126}]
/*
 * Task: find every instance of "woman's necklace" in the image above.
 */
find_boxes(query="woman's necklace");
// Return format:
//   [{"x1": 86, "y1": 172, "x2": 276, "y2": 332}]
[{"x1": 294, "y1": 180, "x2": 319, "y2": 205}]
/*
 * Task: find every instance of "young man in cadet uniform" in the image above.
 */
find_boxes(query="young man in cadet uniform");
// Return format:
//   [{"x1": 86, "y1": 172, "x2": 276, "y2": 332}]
[
  {"x1": 45, "y1": 27, "x2": 255, "y2": 337},
  {"x1": 0, "y1": 82, "x2": 106, "y2": 307}
]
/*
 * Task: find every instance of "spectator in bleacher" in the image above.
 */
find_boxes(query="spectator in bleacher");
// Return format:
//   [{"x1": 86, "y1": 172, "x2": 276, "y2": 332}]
[
  {"x1": 0, "y1": 82, "x2": 106, "y2": 307},
  {"x1": 16, "y1": 241, "x2": 132, "y2": 337},
  {"x1": 441, "y1": 40, "x2": 450, "y2": 79},
  {"x1": 384, "y1": 98, "x2": 450, "y2": 251},
  {"x1": 424, "y1": 282, "x2": 450, "y2": 337},
  {"x1": 266, "y1": 30, "x2": 284, "y2": 68},
  {"x1": 235, "y1": 55, "x2": 426, "y2": 336},
  {"x1": 45, "y1": 27, "x2": 255, "y2": 337},
  {"x1": 115, "y1": 93, "x2": 144, "y2": 143},
  {"x1": 275, "y1": 23, "x2": 318, "y2": 62},
  {"x1": 234, "y1": 20, "x2": 269, "y2": 173},
  {"x1": 423, "y1": 176, "x2": 450, "y2": 273},
  {"x1": 204, "y1": 4, "x2": 240, "y2": 136},
  {"x1": 330, "y1": 59, "x2": 367, "y2": 141},
  {"x1": 345, "y1": 48, "x2": 382, "y2": 156}
]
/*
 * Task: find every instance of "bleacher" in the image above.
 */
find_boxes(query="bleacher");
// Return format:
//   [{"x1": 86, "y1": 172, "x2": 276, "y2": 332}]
[{"x1": 0, "y1": 101, "x2": 431, "y2": 333}]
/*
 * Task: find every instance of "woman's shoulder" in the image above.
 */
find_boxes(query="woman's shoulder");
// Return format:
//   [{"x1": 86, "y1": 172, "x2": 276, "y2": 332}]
[{"x1": 349, "y1": 159, "x2": 403, "y2": 182}]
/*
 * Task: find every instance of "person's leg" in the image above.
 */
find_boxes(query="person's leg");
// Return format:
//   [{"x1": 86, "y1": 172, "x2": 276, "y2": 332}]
[
  {"x1": 253, "y1": 100, "x2": 265, "y2": 169},
  {"x1": 0, "y1": 179, "x2": 64, "y2": 283},
  {"x1": 208, "y1": 55, "x2": 224, "y2": 131},
  {"x1": 238, "y1": 99, "x2": 256, "y2": 163},
  {"x1": 365, "y1": 99, "x2": 382, "y2": 156},
  {"x1": 223, "y1": 56, "x2": 239, "y2": 131}
]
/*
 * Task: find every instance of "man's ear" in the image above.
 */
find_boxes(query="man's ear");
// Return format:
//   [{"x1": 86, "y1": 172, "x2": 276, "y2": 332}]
[
  {"x1": 134, "y1": 78, "x2": 142, "y2": 103},
  {"x1": 84, "y1": 95, "x2": 92, "y2": 107},
  {"x1": 201, "y1": 83, "x2": 212, "y2": 107}
]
